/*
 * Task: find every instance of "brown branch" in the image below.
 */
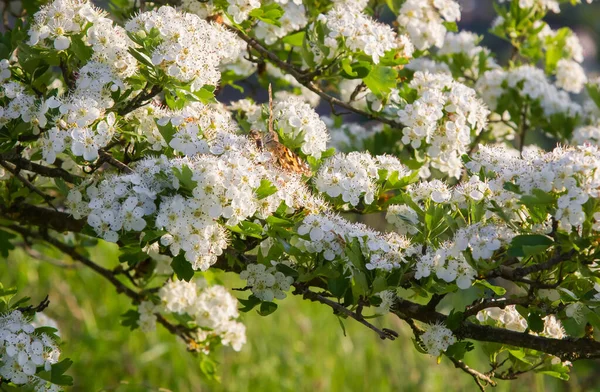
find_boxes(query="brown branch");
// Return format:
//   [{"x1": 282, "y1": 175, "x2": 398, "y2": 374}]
[
  {"x1": 2, "y1": 155, "x2": 82, "y2": 183},
  {"x1": 392, "y1": 298, "x2": 600, "y2": 361},
  {"x1": 485, "y1": 250, "x2": 576, "y2": 282},
  {"x1": 16, "y1": 295, "x2": 50, "y2": 314},
  {"x1": 117, "y1": 85, "x2": 162, "y2": 117},
  {"x1": 0, "y1": 203, "x2": 85, "y2": 233},
  {"x1": 227, "y1": 26, "x2": 405, "y2": 129},
  {"x1": 294, "y1": 283, "x2": 398, "y2": 341},
  {"x1": 0, "y1": 159, "x2": 57, "y2": 210},
  {"x1": 448, "y1": 357, "x2": 497, "y2": 391},
  {"x1": 463, "y1": 297, "x2": 533, "y2": 318},
  {"x1": 98, "y1": 150, "x2": 134, "y2": 174},
  {"x1": 6, "y1": 225, "x2": 196, "y2": 346}
]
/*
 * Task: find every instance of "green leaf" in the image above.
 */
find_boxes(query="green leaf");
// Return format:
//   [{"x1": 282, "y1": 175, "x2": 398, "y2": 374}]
[
  {"x1": 37, "y1": 358, "x2": 73, "y2": 386},
  {"x1": 442, "y1": 21, "x2": 458, "y2": 33},
  {"x1": 54, "y1": 178, "x2": 70, "y2": 196},
  {"x1": 173, "y1": 165, "x2": 197, "y2": 193},
  {"x1": 328, "y1": 276, "x2": 350, "y2": 298},
  {"x1": 120, "y1": 309, "x2": 140, "y2": 330},
  {"x1": 118, "y1": 246, "x2": 148, "y2": 267},
  {"x1": 527, "y1": 312, "x2": 544, "y2": 333},
  {"x1": 475, "y1": 280, "x2": 507, "y2": 296},
  {"x1": 128, "y1": 47, "x2": 154, "y2": 68},
  {"x1": 362, "y1": 65, "x2": 398, "y2": 98},
  {"x1": 194, "y1": 85, "x2": 216, "y2": 104},
  {"x1": 275, "y1": 263, "x2": 299, "y2": 278},
  {"x1": 0, "y1": 285, "x2": 17, "y2": 305},
  {"x1": 346, "y1": 238, "x2": 364, "y2": 270},
  {"x1": 238, "y1": 295, "x2": 261, "y2": 312},
  {"x1": 446, "y1": 310, "x2": 464, "y2": 331},
  {"x1": 255, "y1": 179, "x2": 278, "y2": 199},
  {"x1": 227, "y1": 221, "x2": 264, "y2": 239},
  {"x1": 507, "y1": 234, "x2": 553, "y2": 257},
  {"x1": 0, "y1": 228, "x2": 16, "y2": 257},
  {"x1": 445, "y1": 341, "x2": 474, "y2": 361},
  {"x1": 249, "y1": 3, "x2": 284, "y2": 27},
  {"x1": 282, "y1": 31, "x2": 305, "y2": 46},
  {"x1": 257, "y1": 301, "x2": 278, "y2": 316},
  {"x1": 171, "y1": 253, "x2": 194, "y2": 282}
]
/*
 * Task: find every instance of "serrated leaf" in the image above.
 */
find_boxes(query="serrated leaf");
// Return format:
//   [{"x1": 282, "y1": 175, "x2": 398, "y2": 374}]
[
  {"x1": 527, "y1": 312, "x2": 544, "y2": 333},
  {"x1": 362, "y1": 65, "x2": 398, "y2": 98},
  {"x1": 255, "y1": 179, "x2": 278, "y2": 199},
  {"x1": 508, "y1": 235, "x2": 553, "y2": 257},
  {"x1": 0, "y1": 228, "x2": 16, "y2": 257},
  {"x1": 37, "y1": 358, "x2": 73, "y2": 386},
  {"x1": 257, "y1": 301, "x2": 278, "y2": 316},
  {"x1": 171, "y1": 253, "x2": 194, "y2": 282},
  {"x1": 475, "y1": 280, "x2": 507, "y2": 296}
]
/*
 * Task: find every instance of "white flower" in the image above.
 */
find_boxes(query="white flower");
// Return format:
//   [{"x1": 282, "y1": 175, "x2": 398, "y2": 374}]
[
  {"x1": 421, "y1": 322, "x2": 456, "y2": 356},
  {"x1": 555, "y1": 59, "x2": 587, "y2": 94}
]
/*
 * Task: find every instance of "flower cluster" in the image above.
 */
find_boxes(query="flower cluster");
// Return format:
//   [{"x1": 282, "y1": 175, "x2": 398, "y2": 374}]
[
  {"x1": 239, "y1": 263, "x2": 294, "y2": 301},
  {"x1": 157, "y1": 101, "x2": 239, "y2": 156},
  {"x1": 476, "y1": 66, "x2": 581, "y2": 120},
  {"x1": 314, "y1": 2, "x2": 413, "y2": 64},
  {"x1": 555, "y1": 58, "x2": 587, "y2": 94},
  {"x1": 295, "y1": 213, "x2": 413, "y2": 271},
  {"x1": 157, "y1": 279, "x2": 246, "y2": 351},
  {"x1": 397, "y1": 0, "x2": 461, "y2": 50},
  {"x1": 0, "y1": 310, "x2": 62, "y2": 391},
  {"x1": 477, "y1": 305, "x2": 566, "y2": 339},
  {"x1": 273, "y1": 97, "x2": 330, "y2": 158},
  {"x1": 255, "y1": 2, "x2": 308, "y2": 45},
  {"x1": 398, "y1": 71, "x2": 489, "y2": 178},
  {"x1": 386, "y1": 204, "x2": 420, "y2": 235},
  {"x1": 27, "y1": 0, "x2": 105, "y2": 50},
  {"x1": 572, "y1": 124, "x2": 600, "y2": 146},
  {"x1": 125, "y1": 6, "x2": 240, "y2": 90},
  {"x1": 66, "y1": 160, "x2": 162, "y2": 242},
  {"x1": 0, "y1": 81, "x2": 38, "y2": 130},
  {"x1": 468, "y1": 144, "x2": 600, "y2": 232},
  {"x1": 420, "y1": 322, "x2": 456, "y2": 357},
  {"x1": 436, "y1": 31, "x2": 499, "y2": 79},
  {"x1": 415, "y1": 241, "x2": 477, "y2": 289},
  {"x1": 454, "y1": 222, "x2": 515, "y2": 261},
  {"x1": 314, "y1": 152, "x2": 409, "y2": 207}
]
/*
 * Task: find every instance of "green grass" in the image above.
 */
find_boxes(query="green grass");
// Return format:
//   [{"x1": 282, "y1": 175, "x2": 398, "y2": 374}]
[{"x1": 1, "y1": 242, "x2": 597, "y2": 392}]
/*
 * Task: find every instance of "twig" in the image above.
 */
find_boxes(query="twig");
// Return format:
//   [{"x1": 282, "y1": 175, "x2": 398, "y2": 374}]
[
  {"x1": 448, "y1": 357, "x2": 497, "y2": 391},
  {"x1": 98, "y1": 150, "x2": 134, "y2": 174},
  {"x1": 6, "y1": 225, "x2": 196, "y2": 345},
  {"x1": 393, "y1": 297, "x2": 600, "y2": 361},
  {"x1": 227, "y1": 26, "x2": 406, "y2": 129},
  {"x1": 294, "y1": 284, "x2": 398, "y2": 341},
  {"x1": 464, "y1": 297, "x2": 531, "y2": 318},
  {"x1": 0, "y1": 159, "x2": 57, "y2": 210},
  {"x1": 1, "y1": 155, "x2": 81, "y2": 183},
  {"x1": 117, "y1": 85, "x2": 162, "y2": 116},
  {"x1": 16, "y1": 295, "x2": 50, "y2": 314}
]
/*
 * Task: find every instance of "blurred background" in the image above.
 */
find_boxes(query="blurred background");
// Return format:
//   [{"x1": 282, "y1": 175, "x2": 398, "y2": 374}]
[{"x1": 3, "y1": 0, "x2": 600, "y2": 391}]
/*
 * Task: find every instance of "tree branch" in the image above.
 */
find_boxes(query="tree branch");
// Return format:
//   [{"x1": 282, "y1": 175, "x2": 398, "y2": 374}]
[
  {"x1": 0, "y1": 159, "x2": 57, "y2": 210},
  {"x1": 392, "y1": 298, "x2": 600, "y2": 361},
  {"x1": 98, "y1": 150, "x2": 134, "y2": 174},
  {"x1": 0, "y1": 203, "x2": 85, "y2": 233},
  {"x1": 2, "y1": 155, "x2": 82, "y2": 183},
  {"x1": 6, "y1": 225, "x2": 197, "y2": 347},
  {"x1": 448, "y1": 357, "x2": 497, "y2": 391},
  {"x1": 227, "y1": 26, "x2": 405, "y2": 129},
  {"x1": 294, "y1": 283, "x2": 399, "y2": 341}
]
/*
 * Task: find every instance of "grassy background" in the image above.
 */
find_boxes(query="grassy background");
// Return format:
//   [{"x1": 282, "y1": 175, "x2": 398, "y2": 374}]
[{"x1": 2, "y1": 242, "x2": 599, "y2": 392}]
